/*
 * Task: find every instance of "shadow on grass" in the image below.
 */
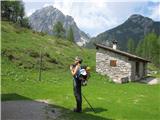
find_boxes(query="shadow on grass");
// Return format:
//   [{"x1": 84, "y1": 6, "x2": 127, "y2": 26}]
[
  {"x1": 2, "y1": 93, "x2": 114, "y2": 120},
  {"x1": 83, "y1": 107, "x2": 108, "y2": 113}
]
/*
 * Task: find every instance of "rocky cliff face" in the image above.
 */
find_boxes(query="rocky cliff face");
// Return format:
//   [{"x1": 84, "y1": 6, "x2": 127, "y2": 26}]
[
  {"x1": 87, "y1": 14, "x2": 160, "y2": 50},
  {"x1": 29, "y1": 6, "x2": 90, "y2": 46}
]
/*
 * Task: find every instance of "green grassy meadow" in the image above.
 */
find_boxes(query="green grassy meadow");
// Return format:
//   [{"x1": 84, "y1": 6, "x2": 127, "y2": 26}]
[{"x1": 1, "y1": 21, "x2": 160, "y2": 120}]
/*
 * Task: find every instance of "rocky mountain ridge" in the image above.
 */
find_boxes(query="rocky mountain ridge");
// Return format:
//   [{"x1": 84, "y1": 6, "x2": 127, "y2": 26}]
[{"x1": 29, "y1": 6, "x2": 90, "y2": 46}]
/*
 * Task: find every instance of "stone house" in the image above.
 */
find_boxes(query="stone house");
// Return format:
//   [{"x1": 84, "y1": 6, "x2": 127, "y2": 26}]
[{"x1": 95, "y1": 41, "x2": 150, "y2": 83}]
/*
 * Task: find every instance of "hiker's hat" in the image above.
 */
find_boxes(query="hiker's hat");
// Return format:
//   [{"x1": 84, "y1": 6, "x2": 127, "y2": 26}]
[{"x1": 75, "y1": 56, "x2": 83, "y2": 63}]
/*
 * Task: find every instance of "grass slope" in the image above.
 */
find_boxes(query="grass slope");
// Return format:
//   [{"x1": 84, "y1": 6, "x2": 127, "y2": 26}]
[{"x1": 1, "y1": 21, "x2": 160, "y2": 120}]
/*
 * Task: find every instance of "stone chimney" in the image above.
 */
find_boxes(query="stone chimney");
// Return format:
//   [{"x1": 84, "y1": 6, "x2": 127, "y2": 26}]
[{"x1": 112, "y1": 40, "x2": 117, "y2": 50}]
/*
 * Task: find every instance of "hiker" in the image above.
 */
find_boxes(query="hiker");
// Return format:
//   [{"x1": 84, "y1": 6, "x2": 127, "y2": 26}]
[{"x1": 70, "y1": 56, "x2": 83, "y2": 113}]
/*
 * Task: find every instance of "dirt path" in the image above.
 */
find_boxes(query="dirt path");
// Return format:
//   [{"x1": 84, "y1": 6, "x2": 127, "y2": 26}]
[{"x1": 2, "y1": 100, "x2": 62, "y2": 120}]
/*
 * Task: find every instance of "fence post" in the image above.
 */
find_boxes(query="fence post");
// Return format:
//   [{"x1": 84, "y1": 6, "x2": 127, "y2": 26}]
[{"x1": 39, "y1": 50, "x2": 42, "y2": 81}]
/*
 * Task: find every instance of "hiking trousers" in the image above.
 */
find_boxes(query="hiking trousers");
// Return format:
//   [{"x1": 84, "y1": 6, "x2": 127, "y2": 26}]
[{"x1": 73, "y1": 77, "x2": 82, "y2": 111}]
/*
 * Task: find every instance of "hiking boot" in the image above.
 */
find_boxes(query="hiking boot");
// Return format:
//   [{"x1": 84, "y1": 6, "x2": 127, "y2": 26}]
[{"x1": 73, "y1": 108, "x2": 82, "y2": 113}]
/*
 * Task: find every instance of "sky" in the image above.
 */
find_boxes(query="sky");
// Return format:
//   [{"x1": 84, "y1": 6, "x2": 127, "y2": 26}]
[{"x1": 23, "y1": 0, "x2": 160, "y2": 37}]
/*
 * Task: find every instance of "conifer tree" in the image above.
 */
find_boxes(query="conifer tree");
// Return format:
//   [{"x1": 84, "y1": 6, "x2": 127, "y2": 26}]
[
  {"x1": 67, "y1": 26, "x2": 74, "y2": 42},
  {"x1": 127, "y1": 38, "x2": 135, "y2": 54},
  {"x1": 53, "y1": 21, "x2": 65, "y2": 38}
]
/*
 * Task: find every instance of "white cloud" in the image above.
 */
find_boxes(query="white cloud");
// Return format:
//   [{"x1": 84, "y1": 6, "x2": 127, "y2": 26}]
[
  {"x1": 53, "y1": 0, "x2": 74, "y2": 15},
  {"x1": 43, "y1": 3, "x2": 52, "y2": 8},
  {"x1": 26, "y1": 9, "x2": 36, "y2": 17},
  {"x1": 53, "y1": 1, "x2": 151, "y2": 36},
  {"x1": 149, "y1": 3, "x2": 160, "y2": 21},
  {"x1": 52, "y1": 1, "x2": 121, "y2": 36},
  {"x1": 24, "y1": 0, "x2": 160, "y2": 36}
]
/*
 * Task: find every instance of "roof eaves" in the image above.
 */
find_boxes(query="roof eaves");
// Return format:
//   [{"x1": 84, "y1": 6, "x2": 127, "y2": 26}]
[{"x1": 95, "y1": 43, "x2": 150, "y2": 62}]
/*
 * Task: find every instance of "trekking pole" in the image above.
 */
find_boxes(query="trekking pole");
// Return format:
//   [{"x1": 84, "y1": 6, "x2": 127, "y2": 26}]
[{"x1": 82, "y1": 94, "x2": 96, "y2": 113}]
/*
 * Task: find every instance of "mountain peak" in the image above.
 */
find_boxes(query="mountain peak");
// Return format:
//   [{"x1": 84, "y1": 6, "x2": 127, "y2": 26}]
[
  {"x1": 87, "y1": 15, "x2": 159, "y2": 50},
  {"x1": 129, "y1": 14, "x2": 144, "y2": 19},
  {"x1": 127, "y1": 14, "x2": 153, "y2": 24},
  {"x1": 43, "y1": 5, "x2": 54, "y2": 9},
  {"x1": 29, "y1": 6, "x2": 90, "y2": 46}
]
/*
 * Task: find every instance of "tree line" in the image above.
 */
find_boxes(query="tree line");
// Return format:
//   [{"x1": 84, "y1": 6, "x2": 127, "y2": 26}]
[
  {"x1": 1, "y1": 0, "x2": 30, "y2": 28},
  {"x1": 127, "y1": 33, "x2": 160, "y2": 67}
]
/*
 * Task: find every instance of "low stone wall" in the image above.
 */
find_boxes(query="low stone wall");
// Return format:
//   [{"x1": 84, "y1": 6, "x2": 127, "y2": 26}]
[{"x1": 96, "y1": 48, "x2": 132, "y2": 83}]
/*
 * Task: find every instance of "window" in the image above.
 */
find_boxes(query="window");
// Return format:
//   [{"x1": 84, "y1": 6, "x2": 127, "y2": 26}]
[{"x1": 110, "y1": 60, "x2": 117, "y2": 67}]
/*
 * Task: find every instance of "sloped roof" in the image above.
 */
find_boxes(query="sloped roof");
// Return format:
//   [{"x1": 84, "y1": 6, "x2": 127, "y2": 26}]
[{"x1": 95, "y1": 43, "x2": 150, "y2": 62}]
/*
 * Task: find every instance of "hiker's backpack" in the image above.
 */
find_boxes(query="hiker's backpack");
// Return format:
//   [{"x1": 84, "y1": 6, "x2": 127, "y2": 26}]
[{"x1": 77, "y1": 66, "x2": 90, "y2": 86}]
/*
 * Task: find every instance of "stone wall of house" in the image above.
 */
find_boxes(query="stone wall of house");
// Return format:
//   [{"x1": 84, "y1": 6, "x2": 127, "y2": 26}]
[{"x1": 96, "y1": 48, "x2": 132, "y2": 83}]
